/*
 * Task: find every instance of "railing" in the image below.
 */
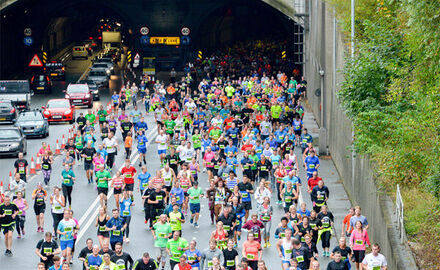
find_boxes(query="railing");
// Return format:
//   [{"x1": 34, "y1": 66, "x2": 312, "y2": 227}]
[{"x1": 395, "y1": 184, "x2": 405, "y2": 244}]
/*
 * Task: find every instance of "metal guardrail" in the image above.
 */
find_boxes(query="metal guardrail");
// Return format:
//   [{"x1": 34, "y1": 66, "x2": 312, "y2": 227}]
[{"x1": 395, "y1": 184, "x2": 405, "y2": 244}]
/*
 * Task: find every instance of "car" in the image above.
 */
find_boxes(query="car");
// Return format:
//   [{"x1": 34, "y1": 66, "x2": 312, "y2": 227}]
[
  {"x1": 0, "y1": 100, "x2": 17, "y2": 123},
  {"x1": 91, "y1": 63, "x2": 113, "y2": 75},
  {"x1": 44, "y1": 61, "x2": 65, "y2": 80},
  {"x1": 0, "y1": 127, "x2": 27, "y2": 157},
  {"x1": 78, "y1": 79, "x2": 100, "y2": 101},
  {"x1": 87, "y1": 68, "x2": 109, "y2": 89},
  {"x1": 65, "y1": 83, "x2": 93, "y2": 108},
  {"x1": 30, "y1": 74, "x2": 52, "y2": 94},
  {"x1": 72, "y1": 46, "x2": 88, "y2": 59},
  {"x1": 15, "y1": 110, "x2": 49, "y2": 138},
  {"x1": 42, "y1": 99, "x2": 75, "y2": 124}
]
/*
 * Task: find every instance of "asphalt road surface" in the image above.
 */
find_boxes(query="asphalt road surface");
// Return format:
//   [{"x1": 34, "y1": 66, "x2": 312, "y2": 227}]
[{"x1": 0, "y1": 57, "x2": 345, "y2": 270}]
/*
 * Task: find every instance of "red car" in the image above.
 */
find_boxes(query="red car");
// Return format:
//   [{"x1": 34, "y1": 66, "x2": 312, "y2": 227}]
[
  {"x1": 42, "y1": 99, "x2": 75, "y2": 124},
  {"x1": 65, "y1": 83, "x2": 93, "y2": 108}
]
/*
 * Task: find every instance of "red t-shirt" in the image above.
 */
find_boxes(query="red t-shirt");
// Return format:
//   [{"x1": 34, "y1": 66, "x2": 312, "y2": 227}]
[
  {"x1": 241, "y1": 144, "x2": 254, "y2": 153},
  {"x1": 308, "y1": 177, "x2": 322, "y2": 191},
  {"x1": 121, "y1": 166, "x2": 137, "y2": 184}
]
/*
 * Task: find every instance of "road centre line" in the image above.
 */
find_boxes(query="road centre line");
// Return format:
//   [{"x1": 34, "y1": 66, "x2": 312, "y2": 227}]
[
  {"x1": 76, "y1": 131, "x2": 157, "y2": 242},
  {"x1": 77, "y1": 127, "x2": 157, "y2": 229}
]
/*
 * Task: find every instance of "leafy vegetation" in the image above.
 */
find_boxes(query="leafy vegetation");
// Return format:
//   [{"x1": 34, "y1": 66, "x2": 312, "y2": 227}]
[{"x1": 326, "y1": 0, "x2": 440, "y2": 268}]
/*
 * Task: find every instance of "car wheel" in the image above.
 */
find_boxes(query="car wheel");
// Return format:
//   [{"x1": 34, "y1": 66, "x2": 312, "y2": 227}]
[
  {"x1": 88, "y1": 103, "x2": 92, "y2": 108},
  {"x1": 69, "y1": 119, "x2": 74, "y2": 124}
]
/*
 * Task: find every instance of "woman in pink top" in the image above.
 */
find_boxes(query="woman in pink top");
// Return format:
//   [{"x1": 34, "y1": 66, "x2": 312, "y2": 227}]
[
  {"x1": 350, "y1": 220, "x2": 370, "y2": 270},
  {"x1": 203, "y1": 146, "x2": 216, "y2": 181},
  {"x1": 93, "y1": 153, "x2": 105, "y2": 173},
  {"x1": 111, "y1": 171, "x2": 125, "y2": 210}
]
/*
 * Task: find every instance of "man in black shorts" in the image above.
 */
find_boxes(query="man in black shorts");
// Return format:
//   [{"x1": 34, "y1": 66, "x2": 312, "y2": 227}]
[
  {"x1": 0, "y1": 195, "x2": 19, "y2": 256},
  {"x1": 81, "y1": 141, "x2": 96, "y2": 184}
]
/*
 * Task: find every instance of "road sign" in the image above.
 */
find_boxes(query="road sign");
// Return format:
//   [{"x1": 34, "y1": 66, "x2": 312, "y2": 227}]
[
  {"x1": 198, "y1": 51, "x2": 203, "y2": 59},
  {"x1": 282, "y1": 51, "x2": 286, "y2": 59},
  {"x1": 140, "y1": 27, "x2": 149, "y2": 35},
  {"x1": 127, "y1": 51, "x2": 132, "y2": 63},
  {"x1": 133, "y1": 53, "x2": 140, "y2": 68},
  {"x1": 24, "y1": 28, "x2": 32, "y2": 36},
  {"x1": 24, "y1": 37, "x2": 33, "y2": 46},
  {"x1": 29, "y1": 54, "x2": 43, "y2": 67},
  {"x1": 140, "y1": 36, "x2": 149, "y2": 45},
  {"x1": 181, "y1": 36, "x2": 190, "y2": 45},
  {"x1": 42, "y1": 52, "x2": 47, "y2": 64},
  {"x1": 181, "y1": 27, "x2": 190, "y2": 36}
]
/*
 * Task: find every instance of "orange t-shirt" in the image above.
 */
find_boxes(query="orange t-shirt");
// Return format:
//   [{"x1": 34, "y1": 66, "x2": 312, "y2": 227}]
[
  {"x1": 343, "y1": 214, "x2": 353, "y2": 233},
  {"x1": 167, "y1": 86, "x2": 176, "y2": 95},
  {"x1": 243, "y1": 240, "x2": 261, "y2": 261},
  {"x1": 125, "y1": 136, "x2": 132, "y2": 148}
]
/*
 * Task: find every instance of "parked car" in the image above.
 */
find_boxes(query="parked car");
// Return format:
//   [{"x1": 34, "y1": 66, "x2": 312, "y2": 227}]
[
  {"x1": 87, "y1": 68, "x2": 109, "y2": 89},
  {"x1": 0, "y1": 100, "x2": 17, "y2": 123},
  {"x1": 44, "y1": 61, "x2": 65, "y2": 80},
  {"x1": 72, "y1": 46, "x2": 88, "y2": 59},
  {"x1": 0, "y1": 127, "x2": 27, "y2": 157},
  {"x1": 42, "y1": 99, "x2": 75, "y2": 124},
  {"x1": 0, "y1": 80, "x2": 32, "y2": 110},
  {"x1": 64, "y1": 83, "x2": 93, "y2": 108},
  {"x1": 78, "y1": 79, "x2": 100, "y2": 101},
  {"x1": 15, "y1": 110, "x2": 49, "y2": 138},
  {"x1": 91, "y1": 63, "x2": 113, "y2": 75},
  {"x1": 30, "y1": 74, "x2": 52, "y2": 94}
]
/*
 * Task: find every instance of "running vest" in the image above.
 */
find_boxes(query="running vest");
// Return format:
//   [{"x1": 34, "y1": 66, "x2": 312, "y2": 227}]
[
  {"x1": 52, "y1": 194, "x2": 64, "y2": 214},
  {"x1": 282, "y1": 238, "x2": 293, "y2": 261}
]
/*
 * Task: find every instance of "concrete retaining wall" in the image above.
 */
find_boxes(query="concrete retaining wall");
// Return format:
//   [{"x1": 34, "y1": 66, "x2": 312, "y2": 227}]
[{"x1": 304, "y1": 0, "x2": 417, "y2": 269}]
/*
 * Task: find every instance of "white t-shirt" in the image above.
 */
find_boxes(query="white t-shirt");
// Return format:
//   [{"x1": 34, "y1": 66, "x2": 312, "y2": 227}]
[
  {"x1": 156, "y1": 134, "x2": 168, "y2": 150},
  {"x1": 362, "y1": 253, "x2": 387, "y2": 270},
  {"x1": 176, "y1": 145, "x2": 186, "y2": 161},
  {"x1": 103, "y1": 137, "x2": 117, "y2": 153},
  {"x1": 185, "y1": 102, "x2": 197, "y2": 114},
  {"x1": 182, "y1": 147, "x2": 195, "y2": 162}
]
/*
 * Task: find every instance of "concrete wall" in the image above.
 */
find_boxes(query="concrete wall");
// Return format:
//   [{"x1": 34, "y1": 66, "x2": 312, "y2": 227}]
[{"x1": 305, "y1": 1, "x2": 417, "y2": 269}]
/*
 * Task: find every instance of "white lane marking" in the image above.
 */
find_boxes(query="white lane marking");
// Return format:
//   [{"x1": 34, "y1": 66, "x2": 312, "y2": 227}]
[
  {"x1": 76, "y1": 129, "x2": 157, "y2": 241},
  {"x1": 77, "y1": 126, "x2": 157, "y2": 226}
]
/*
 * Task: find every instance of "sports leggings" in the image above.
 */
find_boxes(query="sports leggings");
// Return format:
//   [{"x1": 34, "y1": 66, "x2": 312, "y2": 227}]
[
  {"x1": 123, "y1": 216, "x2": 131, "y2": 237},
  {"x1": 15, "y1": 215, "x2": 25, "y2": 235},
  {"x1": 321, "y1": 230, "x2": 331, "y2": 248},
  {"x1": 62, "y1": 185, "x2": 73, "y2": 206}
]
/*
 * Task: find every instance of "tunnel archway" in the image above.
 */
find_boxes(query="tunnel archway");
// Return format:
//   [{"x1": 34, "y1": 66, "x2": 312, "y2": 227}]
[{"x1": 194, "y1": 0, "x2": 294, "y2": 51}]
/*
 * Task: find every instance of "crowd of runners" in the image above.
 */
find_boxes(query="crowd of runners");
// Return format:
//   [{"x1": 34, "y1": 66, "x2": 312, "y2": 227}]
[{"x1": 0, "y1": 41, "x2": 388, "y2": 270}]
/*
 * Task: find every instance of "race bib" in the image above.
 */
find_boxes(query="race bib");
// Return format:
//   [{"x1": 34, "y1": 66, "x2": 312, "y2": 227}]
[
  {"x1": 99, "y1": 226, "x2": 106, "y2": 232},
  {"x1": 223, "y1": 225, "x2": 231, "y2": 231},
  {"x1": 296, "y1": 255, "x2": 304, "y2": 262},
  {"x1": 113, "y1": 230, "x2": 120, "y2": 236},
  {"x1": 43, "y1": 247, "x2": 52, "y2": 253},
  {"x1": 226, "y1": 260, "x2": 235, "y2": 266},
  {"x1": 247, "y1": 254, "x2": 255, "y2": 260}
]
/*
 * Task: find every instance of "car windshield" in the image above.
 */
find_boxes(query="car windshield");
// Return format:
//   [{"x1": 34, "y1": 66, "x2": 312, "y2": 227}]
[
  {"x1": 0, "y1": 102, "x2": 12, "y2": 109},
  {"x1": 93, "y1": 64, "x2": 108, "y2": 68},
  {"x1": 18, "y1": 112, "x2": 44, "y2": 121},
  {"x1": 89, "y1": 71, "x2": 106, "y2": 76},
  {"x1": 67, "y1": 85, "x2": 88, "y2": 93},
  {"x1": 0, "y1": 129, "x2": 20, "y2": 139},
  {"x1": 47, "y1": 100, "x2": 69, "y2": 108}
]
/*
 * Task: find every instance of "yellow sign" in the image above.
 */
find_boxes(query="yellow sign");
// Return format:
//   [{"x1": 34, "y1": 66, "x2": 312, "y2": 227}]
[{"x1": 149, "y1": 37, "x2": 180, "y2": 45}]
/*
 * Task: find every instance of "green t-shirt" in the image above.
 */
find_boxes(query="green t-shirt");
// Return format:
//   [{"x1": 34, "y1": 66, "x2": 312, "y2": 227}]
[
  {"x1": 192, "y1": 134, "x2": 202, "y2": 148},
  {"x1": 166, "y1": 238, "x2": 189, "y2": 262},
  {"x1": 225, "y1": 86, "x2": 235, "y2": 97},
  {"x1": 271, "y1": 105, "x2": 282, "y2": 119},
  {"x1": 249, "y1": 155, "x2": 259, "y2": 170},
  {"x1": 75, "y1": 136, "x2": 84, "y2": 150},
  {"x1": 96, "y1": 170, "x2": 111, "y2": 188},
  {"x1": 168, "y1": 211, "x2": 184, "y2": 231},
  {"x1": 164, "y1": 120, "x2": 176, "y2": 134},
  {"x1": 61, "y1": 170, "x2": 75, "y2": 186},
  {"x1": 97, "y1": 110, "x2": 108, "y2": 122},
  {"x1": 187, "y1": 187, "x2": 204, "y2": 204},
  {"x1": 153, "y1": 222, "x2": 172, "y2": 248},
  {"x1": 209, "y1": 129, "x2": 222, "y2": 140},
  {"x1": 85, "y1": 113, "x2": 96, "y2": 123}
]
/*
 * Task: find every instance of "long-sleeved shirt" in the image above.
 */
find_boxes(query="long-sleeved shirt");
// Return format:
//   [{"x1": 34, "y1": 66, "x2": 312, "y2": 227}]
[
  {"x1": 200, "y1": 248, "x2": 224, "y2": 270},
  {"x1": 350, "y1": 229, "x2": 370, "y2": 251}
]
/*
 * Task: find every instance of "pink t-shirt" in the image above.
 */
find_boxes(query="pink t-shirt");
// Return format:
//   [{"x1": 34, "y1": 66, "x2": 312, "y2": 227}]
[
  {"x1": 350, "y1": 229, "x2": 370, "y2": 250},
  {"x1": 203, "y1": 152, "x2": 215, "y2": 167},
  {"x1": 93, "y1": 157, "x2": 105, "y2": 171}
]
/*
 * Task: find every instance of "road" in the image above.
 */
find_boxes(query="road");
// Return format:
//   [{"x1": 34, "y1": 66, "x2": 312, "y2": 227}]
[{"x1": 0, "y1": 54, "x2": 351, "y2": 270}]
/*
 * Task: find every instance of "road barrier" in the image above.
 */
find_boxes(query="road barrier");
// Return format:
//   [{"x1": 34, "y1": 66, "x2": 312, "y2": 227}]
[
  {"x1": 36, "y1": 154, "x2": 41, "y2": 170},
  {"x1": 30, "y1": 157, "x2": 36, "y2": 174},
  {"x1": 55, "y1": 140, "x2": 61, "y2": 155}
]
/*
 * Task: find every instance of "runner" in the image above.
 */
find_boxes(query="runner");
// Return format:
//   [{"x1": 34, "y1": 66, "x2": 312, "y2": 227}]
[
  {"x1": 81, "y1": 141, "x2": 97, "y2": 184},
  {"x1": 187, "y1": 181, "x2": 203, "y2": 228},
  {"x1": 96, "y1": 165, "x2": 111, "y2": 208},
  {"x1": 121, "y1": 159, "x2": 137, "y2": 201},
  {"x1": 60, "y1": 164, "x2": 76, "y2": 207},
  {"x1": 41, "y1": 150, "x2": 54, "y2": 186},
  {"x1": 57, "y1": 209, "x2": 78, "y2": 264},
  {"x1": 105, "y1": 208, "x2": 127, "y2": 250},
  {"x1": 166, "y1": 231, "x2": 189, "y2": 270},
  {"x1": 152, "y1": 214, "x2": 172, "y2": 270},
  {"x1": 95, "y1": 207, "x2": 110, "y2": 249},
  {"x1": 36, "y1": 232, "x2": 61, "y2": 269},
  {"x1": 13, "y1": 190, "x2": 28, "y2": 239},
  {"x1": 14, "y1": 152, "x2": 29, "y2": 182},
  {"x1": 0, "y1": 195, "x2": 19, "y2": 256},
  {"x1": 120, "y1": 191, "x2": 134, "y2": 243},
  {"x1": 111, "y1": 171, "x2": 125, "y2": 210}
]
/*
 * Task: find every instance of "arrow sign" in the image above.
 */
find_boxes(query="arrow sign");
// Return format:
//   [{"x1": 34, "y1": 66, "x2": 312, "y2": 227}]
[{"x1": 29, "y1": 54, "x2": 43, "y2": 67}]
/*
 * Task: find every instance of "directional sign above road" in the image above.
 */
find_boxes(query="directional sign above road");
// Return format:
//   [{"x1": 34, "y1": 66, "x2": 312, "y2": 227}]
[
  {"x1": 24, "y1": 28, "x2": 32, "y2": 36},
  {"x1": 140, "y1": 26, "x2": 149, "y2": 35},
  {"x1": 24, "y1": 37, "x2": 33, "y2": 46},
  {"x1": 28, "y1": 54, "x2": 43, "y2": 67},
  {"x1": 181, "y1": 27, "x2": 190, "y2": 36}
]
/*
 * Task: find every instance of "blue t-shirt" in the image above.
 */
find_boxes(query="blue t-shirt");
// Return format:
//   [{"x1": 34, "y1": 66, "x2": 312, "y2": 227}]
[
  {"x1": 106, "y1": 217, "x2": 125, "y2": 242},
  {"x1": 137, "y1": 135, "x2": 148, "y2": 150},
  {"x1": 138, "y1": 172, "x2": 152, "y2": 191},
  {"x1": 57, "y1": 219, "x2": 76, "y2": 241},
  {"x1": 120, "y1": 198, "x2": 133, "y2": 217},
  {"x1": 135, "y1": 121, "x2": 149, "y2": 133},
  {"x1": 274, "y1": 130, "x2": 287, "y2": 144},
  {"x1": 170, "y1": 187, "x2": 185, "y2": 205},
  {"x1": 112, "y1": 94, "x2": 119, "y2": 104},
  {"x1": 224, "y1": 145, "x2": 238, "y2": 156},
  {"x1": 293, "y1": 119, "x2": 303, "y2": 131},
  {"x1": 304, "y1": 156, "x2": 320, "y2": 173},
  {"x1": 87, "y1": 254, "x2": 103, "y2": 268},
  {"x1": 184, "y1": 249, "x2": 202, "y2": 267},
  {"x1": 97, "y1": 149, "x2": 108, "y2": 161}
]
